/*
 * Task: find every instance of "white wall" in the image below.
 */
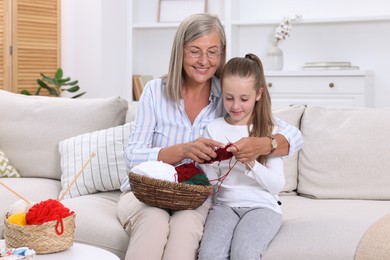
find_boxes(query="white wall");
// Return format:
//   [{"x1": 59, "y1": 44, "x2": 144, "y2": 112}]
[
  {"x1": 61, "y1": 0, "x2": 131, "y2": 100},
  {"x1": 62, "y1": 0, "x2": 390, "y2": 107}
]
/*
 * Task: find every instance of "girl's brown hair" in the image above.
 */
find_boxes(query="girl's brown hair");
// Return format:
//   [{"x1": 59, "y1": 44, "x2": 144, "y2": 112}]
[{"x1": 221, "y1": 53, "x2": 274, "y2": 164}]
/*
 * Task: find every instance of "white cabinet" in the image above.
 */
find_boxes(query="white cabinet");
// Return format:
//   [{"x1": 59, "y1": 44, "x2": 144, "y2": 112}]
[{"x1": 265, "y1": 70, "x2": 374, "y2": 108}]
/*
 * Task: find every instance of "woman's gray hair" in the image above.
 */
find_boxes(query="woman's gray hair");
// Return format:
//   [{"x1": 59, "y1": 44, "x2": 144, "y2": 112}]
[{"x1": 164, "y1": 13, "x2": 226, "y2": 103}]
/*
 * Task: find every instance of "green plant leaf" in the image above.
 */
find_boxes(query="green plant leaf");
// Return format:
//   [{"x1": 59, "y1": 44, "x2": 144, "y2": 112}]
[
  {"x1": 34, "y1": 87, "x2": 41, "y2": 95},
  {"x1": 41, "y1": 74, "x2": 57, "y2": 85},
  {"x1": 55, "y1": 68, "x2": 63, "y2": 79},
  {"x1": 57, "y1": 77, "x2": 71, "y2": 85},
  {"x1": 37, "y1": 79, "x2": 59, "y2": 96},
  {"x1": 63, "y1": 86, "x2": 80, "y2": 93},
  {"x1": 71, "y1": 91, "x2": 86, "y2": 99},
  {"x1": 63, "y1": 80, "x2": 78, "y2": 86},
  {"x1": 20, "y1": 90, "x2": 32, "y2": 95}
]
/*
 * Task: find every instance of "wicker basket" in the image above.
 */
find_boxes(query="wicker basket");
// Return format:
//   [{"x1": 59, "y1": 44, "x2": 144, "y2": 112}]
[
  {"x1": 3, "y1": 213, "x2": 75, "y2": 254},
  {"x1": 128, "y1": 172, "x2": 213, "y2": 211}
]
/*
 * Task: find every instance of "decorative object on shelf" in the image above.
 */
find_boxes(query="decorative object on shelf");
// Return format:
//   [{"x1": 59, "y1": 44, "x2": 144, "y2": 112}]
[
  {"x1": 267, "y1": 15, "x2": 302, "y2": 71},
  {"x1": 302, "y1": 61, "x2": 360, "y2": 70},
  {"x1": 267, "y1": 43, "x2": 284, "y2": 70},
  {"x1": 132, "y1": 74, "x2": 153, "y2": 101},
  {"x1": 20, "y1": 68, "x2": 86, "y2": 98},
  {"x1": 158, "y1": 0, "x2": 207, "y2": 23}
]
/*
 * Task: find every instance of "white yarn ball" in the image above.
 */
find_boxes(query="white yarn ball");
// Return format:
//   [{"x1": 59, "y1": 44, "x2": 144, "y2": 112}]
[{"x1": 8, "y1": 199, "x2": 34, "y2": 215}]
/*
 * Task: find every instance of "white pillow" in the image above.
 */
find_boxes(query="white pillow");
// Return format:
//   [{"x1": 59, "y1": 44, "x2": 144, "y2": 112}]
[
  {"x1": 298, "y1": 106, "x2": 390, "y2": 199},
  {"x1": 58, "y1": 123, "x2": 131, "y2": 199},
  {"x1": 273, "y1": 105, "x2": 305, "y2": 193}
]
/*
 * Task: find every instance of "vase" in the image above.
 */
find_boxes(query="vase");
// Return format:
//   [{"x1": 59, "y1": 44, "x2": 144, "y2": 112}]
[{"x1": 267, "y1": 44, "x2": 283, "y2": 70}]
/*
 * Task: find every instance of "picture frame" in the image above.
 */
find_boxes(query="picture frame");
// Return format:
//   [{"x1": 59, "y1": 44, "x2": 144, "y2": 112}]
[{"x1": 158, "y1": 0, "x2": 207, "y2": 23}]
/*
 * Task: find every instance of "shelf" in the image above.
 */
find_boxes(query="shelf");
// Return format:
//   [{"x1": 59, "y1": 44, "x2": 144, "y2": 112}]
[
  {"x1": 133, "y1": 15, "x2": 390, "y2": 29},
  {"x1": 265, "y1": 70, "x2": 374, "y2": 77},
  {"x1": 231, "y1": 15, "x2": 390, "y2": 26},
  {"x1": 133, "y1": 23, "x2": 180, "y2": 29}
]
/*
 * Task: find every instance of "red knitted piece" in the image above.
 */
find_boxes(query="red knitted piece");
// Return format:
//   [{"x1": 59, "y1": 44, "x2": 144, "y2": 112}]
[
  {"x1": 26, "y1": 199, "x2": 74, "y2": 235},
  {"x1": 175, "y1": 144, "x2": 234, "y2": 183},
  {"x1": 203, "y1": 143, "x2": 234, "y2": 164}
]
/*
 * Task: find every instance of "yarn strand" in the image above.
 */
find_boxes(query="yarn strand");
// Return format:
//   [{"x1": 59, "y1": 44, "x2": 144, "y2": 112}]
[{"x1": 206, "y1": 142, "x2": 239, "y2": 194}]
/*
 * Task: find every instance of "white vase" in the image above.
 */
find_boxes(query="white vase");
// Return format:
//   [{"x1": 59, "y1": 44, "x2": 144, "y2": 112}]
[{"x1": 267, "y1": 44, "x2": 283, "y2": 70}]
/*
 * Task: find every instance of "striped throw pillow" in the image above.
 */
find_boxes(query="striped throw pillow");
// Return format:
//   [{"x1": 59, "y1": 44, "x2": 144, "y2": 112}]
[
  {"x1": 0, "y1": 149, "x2": 21, "y2": 178},
  {"x1": 58, "y1": 123, "x2": 132, "y2": 199}
]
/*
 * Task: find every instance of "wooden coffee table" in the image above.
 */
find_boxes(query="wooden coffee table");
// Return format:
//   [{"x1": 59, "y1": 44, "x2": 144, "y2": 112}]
[{"x1": 0, "y1": 240, "x2": 120, "y2": 259}]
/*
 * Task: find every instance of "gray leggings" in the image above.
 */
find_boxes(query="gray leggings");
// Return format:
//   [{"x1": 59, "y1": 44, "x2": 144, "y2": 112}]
[{"x1": 198, "y1": 204, "x2": 282, "y2": 260}]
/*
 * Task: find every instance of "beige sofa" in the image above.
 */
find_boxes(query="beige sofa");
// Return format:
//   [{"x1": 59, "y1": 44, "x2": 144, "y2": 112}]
[{"x1": 1, "y1": 89, "x2": 390, "y2": 260}]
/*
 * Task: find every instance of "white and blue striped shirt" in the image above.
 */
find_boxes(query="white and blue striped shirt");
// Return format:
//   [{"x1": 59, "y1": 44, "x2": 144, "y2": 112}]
[{"x1": 120, "y1": 77, "x2": 303, "y2": 191}]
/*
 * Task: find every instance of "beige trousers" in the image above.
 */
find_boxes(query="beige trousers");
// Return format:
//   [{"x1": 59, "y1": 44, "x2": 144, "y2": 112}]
[{"x1": 117, "y1": 191, "x2": 211, "y2": 260}]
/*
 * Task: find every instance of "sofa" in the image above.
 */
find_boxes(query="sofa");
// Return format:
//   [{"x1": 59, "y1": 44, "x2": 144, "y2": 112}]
[{"x1": 1, "y1": 89, "x2": 390, "y2": 260}]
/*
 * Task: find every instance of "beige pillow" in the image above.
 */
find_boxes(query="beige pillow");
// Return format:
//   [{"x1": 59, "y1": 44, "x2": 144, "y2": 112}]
[
  {"x1": 298, "y1": 106, "x2": 390, "y2": 199},
  {"x1": 273, "y1": 105, "x2": 305, "y2": 193},
  {"x1": 0, "y1": 90, "x2": 128, "y2": 180},
  {"x1": 0, "y1": 148, "x2": 21, "y2": 178}
]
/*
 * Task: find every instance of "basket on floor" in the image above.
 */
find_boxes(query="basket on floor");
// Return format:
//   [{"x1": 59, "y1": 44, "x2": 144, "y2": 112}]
[
  {"x1": 3, "y1": 213, "x2": 75, "y2": 254},
  {"x1": 128, "y1": 172, "x2": 213, "y2": 211}
]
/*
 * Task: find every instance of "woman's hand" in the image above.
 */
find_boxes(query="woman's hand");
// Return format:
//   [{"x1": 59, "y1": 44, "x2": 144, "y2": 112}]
[
  {"x1": 226, "y1": 136, "x2": 270, "y2": 164},
  {"x1": 183, "y1": 137, "x2": 225, "y2": 163},
  {"x1": 158, "y1": 137, "x2": 225, "y2": 164},
  {"x1": 226, "y1": 134, "x2": 290, "y2": 164}
]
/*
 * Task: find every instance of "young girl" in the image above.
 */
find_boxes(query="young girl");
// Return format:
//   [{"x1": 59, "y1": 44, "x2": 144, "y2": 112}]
[{"x1": 197, "y1": 53, "x2": 285, "y2": 260}]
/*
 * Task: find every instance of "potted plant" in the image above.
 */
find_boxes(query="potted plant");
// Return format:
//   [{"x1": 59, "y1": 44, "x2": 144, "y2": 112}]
[{"x1": 21, "y1": 68, "x2": 86, "y2": 98}]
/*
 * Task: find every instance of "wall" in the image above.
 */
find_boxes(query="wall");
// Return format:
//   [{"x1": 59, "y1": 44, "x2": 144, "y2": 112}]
[
  {"x1": 61, "y1": 0, "x2": 131, "y2": 99},
  {"x1": 62, "y1": 0, "x2": 390, "y2": 107}
]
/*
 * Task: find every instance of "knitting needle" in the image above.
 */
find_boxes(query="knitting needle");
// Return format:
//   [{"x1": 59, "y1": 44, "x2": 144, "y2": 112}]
[
  {"x1": 245, "y1": 162, "x2": 282, "y2": 206},
  {"x1": 58, "y1": 152, "x2": 96, "y2": 201},
  {"x1": 0, "y1": 181, "x2": 31, "y2": 204},
  {"x1": 225, "y1": 136, "x2": 232, "y2": 145},
  {"x1": 225, "y1": 136, "x2": 282, "y2": 206}
]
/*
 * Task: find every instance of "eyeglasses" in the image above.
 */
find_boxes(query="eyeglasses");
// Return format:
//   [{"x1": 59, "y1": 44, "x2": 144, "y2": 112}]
[{"x1": 184, "y1": 47, "x2": 223, "y2": 59}]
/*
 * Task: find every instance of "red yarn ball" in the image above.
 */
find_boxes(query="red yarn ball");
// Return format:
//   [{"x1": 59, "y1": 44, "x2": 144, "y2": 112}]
[
  {"x1": 26, "y1": 199, "x2": 74, "y2": 235},
  {"x1": 175, "y1": 162, "x2": 200, "y2": 183}
]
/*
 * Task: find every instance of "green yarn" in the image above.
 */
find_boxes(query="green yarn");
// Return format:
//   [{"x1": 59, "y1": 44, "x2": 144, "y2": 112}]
[{"x1": 182, "y1": 173, "x2": 211, "y2": 186}]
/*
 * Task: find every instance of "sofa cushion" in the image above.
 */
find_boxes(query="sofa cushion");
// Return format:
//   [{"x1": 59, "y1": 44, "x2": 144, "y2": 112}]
[
  {"x1": 0, "y1": 90, "x2": 128, "y2": 180},
  {"x1": 273, "y1": 105, "x2": 305, "y2": 193},
  {"x1": 58, "y1": 123, "x2": 131, "y2": 199},
  {"x1": 126, "y1": 101, "x2": 139, "y2": 123},
  {"x1": 0, "y1": 149, "x2": 21, "y2": 178},
  {"x1": 61, "y1": 191, "x2": 128, "y2": 259},
  {"x1": 264, "y1": 195, "x2": 390, "y2": 260},
  {"x1": 298, "y1": 106, "x2": 390, "y2": 199}
]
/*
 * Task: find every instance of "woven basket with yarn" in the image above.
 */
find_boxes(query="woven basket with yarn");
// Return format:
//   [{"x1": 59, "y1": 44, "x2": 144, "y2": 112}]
[
  {"x1": 3, "y1": 213, "x2": 75, "y2": 254},
  {"x1": 129, "y1": 172, "x2": 213, "y2": 211}
]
